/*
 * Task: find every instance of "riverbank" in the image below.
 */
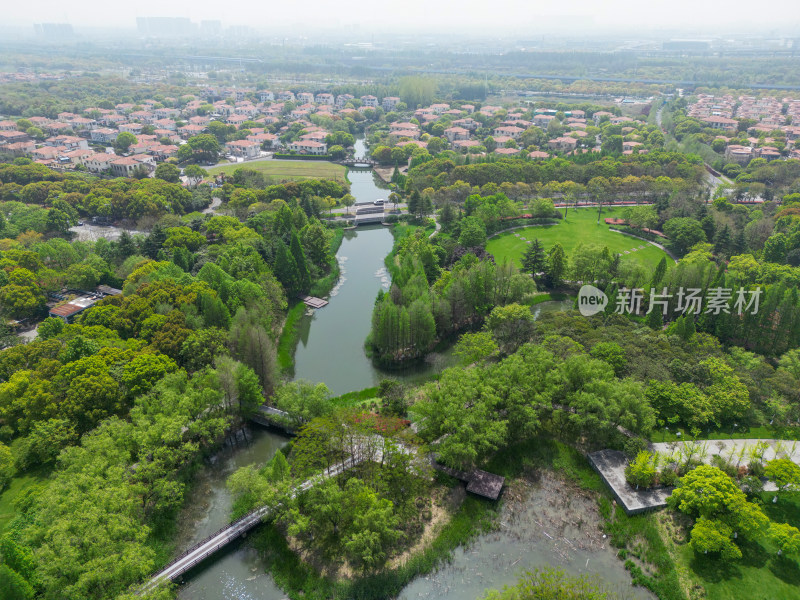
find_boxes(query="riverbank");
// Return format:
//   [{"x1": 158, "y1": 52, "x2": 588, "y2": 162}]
[
  {"x1": 276, "y1": 227, "x2": 345, "y2": 376},
  {"x1": 246, "y1": 438, "x2": 655, "y2": 600}
]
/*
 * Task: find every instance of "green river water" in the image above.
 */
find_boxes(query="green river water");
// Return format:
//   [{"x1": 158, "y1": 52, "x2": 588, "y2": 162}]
[{"x1": 175, "y1": 143, "x2": 653, "y2": 600}]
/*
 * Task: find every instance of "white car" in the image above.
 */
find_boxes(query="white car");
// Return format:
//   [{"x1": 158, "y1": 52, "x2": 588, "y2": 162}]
[{"x1": 374, "y1": 199, "x2": 385, "y2": 206}]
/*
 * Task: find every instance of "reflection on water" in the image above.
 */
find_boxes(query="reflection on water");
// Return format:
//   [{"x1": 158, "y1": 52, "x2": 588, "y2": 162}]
[
  {"x1": 174, "y1": 138, "x2": 628, "y2": 599},
  {"x1": 400, "y1": 473, "x2": 654, "y2": 600},
  {"x1": 175, "y1": 428, "x2": 288, "y2": 600}
]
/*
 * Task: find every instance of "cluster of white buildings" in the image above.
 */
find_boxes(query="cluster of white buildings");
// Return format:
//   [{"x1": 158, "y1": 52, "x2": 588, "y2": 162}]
[
  {"x1": 687, "y1": 94, "x2": 800, "y2": 162},
  {"x1": 385, "y1": 103, "x2": 641, "y2": 159}
]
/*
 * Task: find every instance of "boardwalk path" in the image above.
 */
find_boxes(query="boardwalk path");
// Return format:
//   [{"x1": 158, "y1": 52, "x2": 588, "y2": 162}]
[
  {"x1": 141, "y1": 452, "x2": 366, "y2": 593},
  {"x1": 141, "y1": 432, "x2": 420, "y2": 593}
]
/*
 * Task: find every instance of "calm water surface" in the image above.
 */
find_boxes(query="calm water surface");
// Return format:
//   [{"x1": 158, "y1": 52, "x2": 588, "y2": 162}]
[{"x1": 175, "y1": 142, "x2": 637, "y2": 599}]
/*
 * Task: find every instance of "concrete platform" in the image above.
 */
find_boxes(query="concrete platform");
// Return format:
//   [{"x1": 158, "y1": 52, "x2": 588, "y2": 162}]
[{"x1": 587, "y1": 449, "x2": 673, "y2": 515}]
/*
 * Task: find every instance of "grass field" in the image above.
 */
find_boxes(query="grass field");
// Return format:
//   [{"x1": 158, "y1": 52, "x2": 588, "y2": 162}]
[
  {"x1": 207, "y1": 159, "x2": 347, "y2": 182},
  {"x1": 664, "y1": 492, "x2": 800, "y2": 600},
  {"x1": 0, "y1": 469, "x2": 49, "y2": 534},
  {"x1": 486, "y1": 207, "x2": 670, "y2": 271}
]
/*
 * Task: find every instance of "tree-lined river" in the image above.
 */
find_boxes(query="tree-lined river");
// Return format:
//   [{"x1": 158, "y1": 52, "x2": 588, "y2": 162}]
[{"x1": 175, "y1": 141, "x2": 651, "y2": 599}]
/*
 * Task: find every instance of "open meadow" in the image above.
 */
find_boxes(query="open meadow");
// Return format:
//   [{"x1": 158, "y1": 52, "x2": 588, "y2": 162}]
[
  {"x1": 208, "y1": 159, "x2": 348, "y2": 182},
  {"x1": 486, "y1": 207, "x2": 670, "y2": 270}
]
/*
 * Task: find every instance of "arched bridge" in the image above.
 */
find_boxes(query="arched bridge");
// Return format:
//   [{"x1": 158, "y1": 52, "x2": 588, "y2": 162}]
[{"x1": 339, "y1": 158, "x2": 377, "y2": 167}]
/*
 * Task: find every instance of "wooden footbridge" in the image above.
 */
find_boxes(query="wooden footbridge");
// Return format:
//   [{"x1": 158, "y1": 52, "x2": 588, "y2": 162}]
[
  {"x1": 139, "y1": 419, "x2": 503, "y2": 593},
  {"x1": 248, "y1": 404, "x2": 296, "y2": 433},
  {"x1": 141, "y1": 440, "x2": 370, "y2": 594}
]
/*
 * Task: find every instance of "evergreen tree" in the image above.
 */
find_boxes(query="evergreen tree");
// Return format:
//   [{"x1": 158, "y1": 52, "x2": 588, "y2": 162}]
[
  {"x1": 273, "y1": 240, "x2": 299, "y2": 296},
  {"x1": 172, "y1": 247, "x2": 192, "y2": 272},
  {"x1": 732, "y1": 229, "x2": 747, "y2": 254},
  {"x1": 714, "y1": 225, "x2": 732, "y2": 256},
  {"x1": 521, "y1": 239, "x2": 546, "y2": 278},
  {"x1": 290, "y1": 231, "x2": 311, "y2": 292},
  {"x1": 419, "y1": 193, "x2": 433, "y2": 219},
  {"x1": 545, "y1": 243, "x2": 567, "y2": 288},
  {"x1": 301, "y1": 196, "x2": 315, "y2": 218},
  {"x1": 669, "y1": 314, "x2": 687, "y2": 339},
  {"x1": 604, "y1": 282, "x2": 619, "y2": 316},
  {"x1": 407, "y1": 190, "x2": 420, "y2": 220},
  {"x1": 651, "y1": 256, "x2": 667, "y2": 287},
  {"x1": 701, "y1": 215, "x2": 716, "y2": 242},
  {"x1": 439, "y1": 203, "x2": 456, "y2": 230},
  {"x1": 647, "y1": 305, "x2": 664, "y2": 330},
  {"x1": 115, "y1": 231, "x2": 136, "y2": 263},
  {"x1": 684, "y1": 311, "x2": 696, "y2": 340},
  {"x1": 698, "y1": 265, "x2": 726, "y2": 334},
  {"x1": 142, "y1": 225, "x2": 167, "y2": 259}
]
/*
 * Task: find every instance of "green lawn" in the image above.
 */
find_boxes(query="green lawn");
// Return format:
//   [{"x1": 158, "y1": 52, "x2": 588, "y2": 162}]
[
  {"x1": 670, "y1": 492, "x2": 800, "y2": 600},
  {"x1": 0, "y1": 470, "x2": 49, "y2": 534},
  {"x1": 650, "y1": 425, "x2": 800, "y2": 443},
  {"x1": 207, "y1": 160, "x2": 347, "y2": 182},
  {"x1": 486, "y1": 207, "x2": 670, "y2": 271}
]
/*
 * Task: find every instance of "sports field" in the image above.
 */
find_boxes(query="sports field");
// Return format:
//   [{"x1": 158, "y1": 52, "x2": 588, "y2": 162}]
[
  {"x1": 486, "y1": 207, "x2": 670, "y2": 270},
  {"x1": 208, "y1": 159, "x2": 347, "y2": 182}
]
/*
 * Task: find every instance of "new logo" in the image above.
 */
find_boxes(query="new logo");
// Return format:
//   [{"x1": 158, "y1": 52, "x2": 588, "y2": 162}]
[{"x1": 578, "y1": 285, "x2": 608, "y2": 316}]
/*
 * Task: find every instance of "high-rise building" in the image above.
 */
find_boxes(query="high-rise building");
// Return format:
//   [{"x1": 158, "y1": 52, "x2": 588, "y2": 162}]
[
  {"x1": 136, "y1": 17, "x2": 195, "y2": 37},
  {"x1": 33, "y1": 23, "x2": 75, "y2": 39}
]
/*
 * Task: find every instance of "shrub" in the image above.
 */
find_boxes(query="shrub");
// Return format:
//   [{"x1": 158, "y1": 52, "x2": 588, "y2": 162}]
[{"x1": 625, "y1": 451, "x2": 657, "y2": 488}]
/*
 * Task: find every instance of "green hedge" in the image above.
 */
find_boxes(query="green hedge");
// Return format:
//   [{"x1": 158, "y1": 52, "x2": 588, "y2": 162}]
[{"x1": 273, "y1": 153, "x2": 333, "y2": 161}]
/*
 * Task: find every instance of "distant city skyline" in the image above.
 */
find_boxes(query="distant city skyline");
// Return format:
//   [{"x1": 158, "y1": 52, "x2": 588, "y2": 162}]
[{"x1": 3, "y1": 0, "x2": 800, "y2": 35}]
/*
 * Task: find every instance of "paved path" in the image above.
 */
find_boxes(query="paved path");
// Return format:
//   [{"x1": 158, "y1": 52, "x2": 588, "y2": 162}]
[{"x1": 650, "y1": 438, "x2": 800, "y2": 470}]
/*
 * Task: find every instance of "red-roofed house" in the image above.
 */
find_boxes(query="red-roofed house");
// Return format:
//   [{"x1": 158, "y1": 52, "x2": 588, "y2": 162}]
[
  {"x1": 453, "y1": 140, "x2": 481, "y2": 151},
  {"x1": 444, "y1": 127, "x2": 470, "y2": 142},
  {"x1": 0, "y1": 130, "x2": 28, "y2": 145},
  {"x1": 548, "y1": 137, "x2": 578, "y2": 152},
  {"x1": 32, "y1": 146, "x2": 60, "y2": 161},
  {"x1": 178, "y1": 124, "x2": 206, "y2": 139},
  {"x1": 382, "y1": 96, "x2": 400, "y2": 111},
  {"x1": 5, "y1": 141, "x2": 35, "y2": 156},
  {"x1": 702, "y1": 115, "x2": 738, "y2": 131},
  {"x1": 247, "y1": 132, "x2": 279, "y2": 148},
  {"x1": 90, "y1": 128, "x2": 118, "y2": 144},
  {"x1": 149, "y1": 144, "x2": 179, "y2": 162},
  {"x1": 110, "y1": 155, "x2": 155, "y2": 177},
  {"x1": 287, "y1": 140, "x2": 327, "y2": 155},
  {"x1": 493, "y1": 125, "x2": 524, "y2": 140},
  {"x1": 85, "y1": 153, "x2": 114, "y2": 173},
  {"x1": 225, "y1": 140, "x2": 261, "y2": 159},
  {"x1": 119, "y1": 123, "x2": 144, "y2": 135}
]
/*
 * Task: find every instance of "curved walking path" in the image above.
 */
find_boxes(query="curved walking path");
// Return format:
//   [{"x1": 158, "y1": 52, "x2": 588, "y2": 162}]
[{"x1": 608, "y1": 228, "x2": 678, "y2": 263}]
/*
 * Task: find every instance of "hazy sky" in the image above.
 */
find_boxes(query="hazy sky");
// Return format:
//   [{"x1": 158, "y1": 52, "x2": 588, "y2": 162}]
[{"x1": 6, "y1": 0, "x2": 800, "y2": 34}]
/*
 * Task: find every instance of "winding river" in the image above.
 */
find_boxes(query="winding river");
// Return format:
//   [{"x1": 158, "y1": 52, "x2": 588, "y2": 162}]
[{"x1": 175, "y1": 140, "x2": 652, "y2": 599}]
